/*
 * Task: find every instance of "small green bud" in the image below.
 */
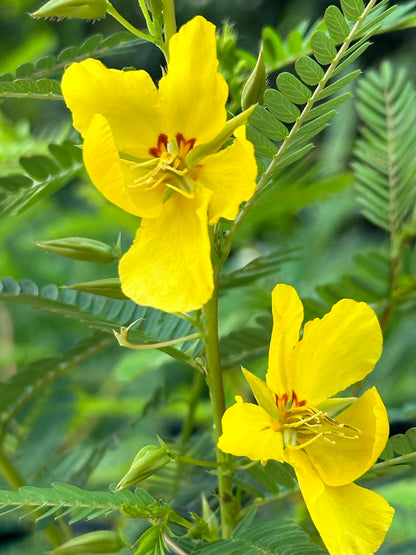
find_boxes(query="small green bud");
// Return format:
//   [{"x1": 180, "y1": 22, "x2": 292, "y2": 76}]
[
  {"x1": 34, "y1": 237, "x2": 118, "y2": 264},
  {"x1": 64, "y1": 278, "x2": 127, "y2": 299},
  {"x1": 241, "y1": 45, "x2": 266, "y2": 110},
  {"x1": 115, "y1": 445, "x2": 171, "y2": 491},
  {"x1": 31, "y1": 0, "x2": 107, "y2": 20},
  {"x1": 51, "y1": 530, "x2": 126, "y2": 554}
]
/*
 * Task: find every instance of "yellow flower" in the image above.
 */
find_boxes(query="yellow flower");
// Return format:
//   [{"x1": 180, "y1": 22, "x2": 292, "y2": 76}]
[
  {"x1": 218, "y1": 284, "x2": 394, "y2": 555},
  {"x1": 61, "y1": 16, "x2": 257, "y2": 313}
]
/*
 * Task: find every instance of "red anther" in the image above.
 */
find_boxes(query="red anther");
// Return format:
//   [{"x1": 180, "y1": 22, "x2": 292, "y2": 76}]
[{"x1": 149, "y1": 134, "x2": 168, "y2": 157}]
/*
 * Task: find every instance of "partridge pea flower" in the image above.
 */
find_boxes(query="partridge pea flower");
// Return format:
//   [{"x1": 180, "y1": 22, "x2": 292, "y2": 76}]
[
  {"x1": 61, "y1": 16, "x2": 257, "y2": 312},
  {"x1": 218, "y1": 284, "x2": 394, "y2": 555}
]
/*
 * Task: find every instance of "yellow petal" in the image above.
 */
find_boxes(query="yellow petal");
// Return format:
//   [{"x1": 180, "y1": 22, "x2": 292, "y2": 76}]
[
  {"x1": 218, "y1": 399, "x2": 284, "y2": 463},
  {"x1": 265, "y1": 284, "x2": 304, "y2": 396},
  {"x1": 83, "y1": 114, "x2": 164, "y2": 218},
  {"x1": 119, "y1": 190, "x2": 213, "y2": 313},
  {"x1": 304, "y1": 387, "x2": 389, "y2": 485},
  {"x1": 242, "y1": 368, "x2": 280, "y2": 421},
  {"x1": 196, "y1": 127, "x2": 257, "y2": 224},
  {"x1": 292, "y1": 298, "x2": 383, "y2": 406},
  {"x1": 286, "y1": 450, "x2": 394, "y2": 555},
  {"x1": 159, "y1": 16, "x2": 228, "y2": 146},
  {"x1": 62, "y1": 58, "x2": 166, "y2": 158}
]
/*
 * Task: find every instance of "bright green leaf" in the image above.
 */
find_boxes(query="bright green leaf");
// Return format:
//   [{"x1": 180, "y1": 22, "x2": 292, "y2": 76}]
[
  {"x1": 276, "y1": 72, "x2": 312, "y2": 104},
  {"x1": 295, "y1": 56, "x2": 324, "y2": 86},
  {"x1": 311, "y1": 30, "x2": 337, "y2": 65},
  {"x1": 264, "y1": 89, "x2": 300, "y2": 123},
  {"x1": 340, "y1": 0, "x2": 365, "y2": 21},
  {"x1": 325, "y1": 5, "x2": 351, "y2": 42}
]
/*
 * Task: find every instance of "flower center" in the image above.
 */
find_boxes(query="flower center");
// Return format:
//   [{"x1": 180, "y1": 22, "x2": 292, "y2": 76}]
[
  {"x1": 129, "y1": 133, "x2": 197, "y2": 199},
  {"x1": 274, "y1": 391, "x2": 360, "y2": 450}
]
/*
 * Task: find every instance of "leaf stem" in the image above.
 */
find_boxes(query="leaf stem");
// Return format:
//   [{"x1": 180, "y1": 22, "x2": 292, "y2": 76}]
[
  {"x1": 204, "y1": 273, "x2": 235, "y2": 538},
  {"x1": 162, "y1": 0, "x2": 177, "y2": 50}
]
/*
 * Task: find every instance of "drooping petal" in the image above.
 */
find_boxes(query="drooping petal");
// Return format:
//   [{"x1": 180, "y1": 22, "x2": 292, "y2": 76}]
[
  {"x1": 292, "y1": 298, "x2": 383, "y2": 406},
  {"x1": 159, "y1": 16, "x2": 228, "y2": 146},
  {"x1": 195, "y1": 126, "x2": 257, "y2": 224},
  {"x1": 286, "y1": 450, "x2": 394, "y2": 555},
  {"x1": 304, "y1": 387, "x2": 389, "y2": 486},
  {"x1": 62, "y1": 58, "x2": 166, "y2": 158},
  {"x1": 119, "y1": 190, "x2": 213, "y2": 313},
  {"x1": 265, "y1": 284, "x2": 304, "y2": 396},
  {"x1": 218, "y1": 397, "x2": 284, "y2": 463},
  {"x1": 83, "y1": 114, "x2": 164, "y2": 218}
]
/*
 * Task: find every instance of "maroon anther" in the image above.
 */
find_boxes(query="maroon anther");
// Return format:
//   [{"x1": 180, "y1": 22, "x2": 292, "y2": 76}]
[{"x1": 149, "y1": 134, "x2": 168, "y2": 157}]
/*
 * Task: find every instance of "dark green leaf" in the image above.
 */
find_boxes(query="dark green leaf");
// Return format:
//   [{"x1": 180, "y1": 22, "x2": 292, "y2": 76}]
[
  {"x1": 295, "y1": 56, "x2": 324, "y2": 86},
  {"x1": 264, "y1": 89, "x2": 300, "y2": 123},
  {"x1": 276, "y1": 72, "x2": 312, "y2": 104},
  {"x1": 249, "y1": 105, "x2": 288, "y2": 141},
  {"x1": 325, "y1": 5, "x2": 351, "y2": 41},
  {"x1": 340, "y1": 0, "x2": 365, "y2": 21},
  {"x1": 317, "y1": 69, "x2": 361, "y2": 101},
  {"x1": 311, "y1": 30, "x2": 337, "y2": 65},
  {"x1": 246, "y1": 126, "x2": 277, "y2": 158}
]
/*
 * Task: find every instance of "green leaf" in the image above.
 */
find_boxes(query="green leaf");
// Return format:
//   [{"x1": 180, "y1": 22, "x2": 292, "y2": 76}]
[
  {"x1": 0, "y1": 78, "x2": 62, "y2": 100},
  {"x1": 262, "y1": 27, "x2": 286, "y2": 65},
  {"x1": 276, "y1": 72, "x2": 312, "y2": 104},
  {"x1": 195, "y1": 519, "x2": 328, "y2": 555},
  {"x1": 246, "y1": 126, "x2": 277, "y2": 158},
  {"x1": 0, "y1": 483, "x2": 155, "y2": 522},
  {"x1": 295, "y1": 56, "x2": 324, "y2": 86},
  {"x1": 264, "y1": 89, "x2": 300, "y2": 123},
  {"x1": 311, "y1": 30, "x2": 337, "y2": 65},
  {"x1": 353, "y1": 62, "x2": 416, "y2": 235},
  {"x1": 340, "y1": 0, "x2": 365, "y2": 21},
  {"x1": 0, "y1": 334, "x2": 112, "y2": 439},
  {"x1": 325, "y1": 5, "x2": 351, "y2": 42},
  {"x1": 0, "y1": 141, "x2": 83, "y2": 215},
  {"x1": 249, "y1": 106, "x2": 288, "y2": 141},
  {"x1": 305, "y1": 92, "x2": 352, "y2": 121},
  {"x1": 316, "y1": 69, "x2": 361, "y2": 101},
  {"x1": 286, "y1": 29, "x2": 303, "y2": 55},
  {"x1": 0, "y1": 277, "x2": 200, "y2": 364},
  {"x1": 135, "y1": 526, "x2": 167, "y2": 555}
]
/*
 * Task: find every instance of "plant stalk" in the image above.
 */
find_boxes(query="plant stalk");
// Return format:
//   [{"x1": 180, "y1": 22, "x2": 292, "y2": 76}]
[{"x1": 204, "y1": 273, "x2": 235, "y2": 539}]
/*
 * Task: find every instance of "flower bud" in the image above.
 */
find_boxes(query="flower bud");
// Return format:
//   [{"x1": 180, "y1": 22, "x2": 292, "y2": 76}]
[
  {"x1": 34, "y1": 237, "x2": 118, "y2": 264},
  {"x1": 51, "y1": 530, "x2": 126, "y2": 554},
  {"x1": 64, "y1": 278, "x2": 127, "y2": 299},
  {"x1": 241, "y1": 45, "x2": 266, "y2": 110},
  {"x1": 31, "y1": 0, "x2": 107, "y2": 20},
  {"x1": 115, "y1": 445, "x2": 171, "y2": 491}
]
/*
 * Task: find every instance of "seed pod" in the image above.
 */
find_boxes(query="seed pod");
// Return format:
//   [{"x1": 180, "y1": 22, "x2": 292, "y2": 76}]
[
  {"x1": 31, "y1": 0, "x2": 107, "y2": 20},
  {"x1": 34, "y1": 237, "x2": 118, "y2": 264},
  {"x1": 51, "y1": 530, "x2": 126, "y2": 554},
  {"x1": 115, "y1": 445, "x2": 171, "y2": 491},
  {"x1": 241, "y1": 45, "x2": 266, "y2": 110}
]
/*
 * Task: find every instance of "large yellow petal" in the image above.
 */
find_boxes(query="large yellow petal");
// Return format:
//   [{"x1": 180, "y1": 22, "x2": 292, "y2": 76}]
[
  {"x1": 159, "y1": 16, "x2": 228, "y2": 146},
  {"x1": 265, "y1": 284, "x2": 304, "y2": 396},
  {"x1": 218, "y1": 398, "x2": 284, "y2": 463},
  {"x1": 286, "y1": 450, "x2": 394, "y2": 555},
  {"x1": 119, "y1": 190, "x2": 213, "y2": 313},
  {"x1": 195, "y1": 127, "x2": 257, "y2": 224},
  {"x1": 83, "y1": 114, "x2": 164, "y2": 218},
  {"x1": 62, "y1": 58, "x2": 166, "y2": 158},
  {"x1": 292, "y1": 298, "x2": 383, "y2": 406},
  {"x1": 304, "y1": 387, "x2": 389, "y2": 486}
]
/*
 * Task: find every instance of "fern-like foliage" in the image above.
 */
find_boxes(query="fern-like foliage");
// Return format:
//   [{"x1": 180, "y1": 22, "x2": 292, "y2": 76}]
[
  {"x1": 353, "y1": 61, "x2": 416, "y2": 237},
  {"x1": 194, "y1": 515, "x2": 327, "y2": 555},
  {"x1": 0, "y1": 334, "x2": 113, "y2": 440},
  {"x1": 0, "y1": 277, "x2": 200, "y2": 364},
  {"x1": 262, "y1": 0, "x2": 416, "y2": 73},
  {"x1": 363, "y1": 428, "x2": 416, "y2": 479},
  {"x1": 0, "y1": 482, "x2": 154, "y2": 524},
  {"x1": 0, "y1": 32, "x2": 142, "y2": 100},
  {"x1": 0, "y1": 141, "x2": 83, "y2": 216},
  {"x1": 246, "y1": 0, "x2": 395, "y2": 193}
]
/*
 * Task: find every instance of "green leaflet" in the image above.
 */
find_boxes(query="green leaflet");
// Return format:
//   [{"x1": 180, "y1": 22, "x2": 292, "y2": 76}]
[
  {"x1": 311, "y1": 30, "x2": 337, "y2": 65},
  {"x1": 325, "y1": 5, "x2": 351, "y2": 42},
  {"x1": 340, "y1": 0, "x2": 365, "y2": 21},
  {"x1": 276, "y1": 72, "x2": 312, "y2": 104},
  {"x1": 295, "y1": 56, "x2": 324, "y2": 86},
  {"x1": 353, "y1": 62, "x2": 416, "y2": 236}
]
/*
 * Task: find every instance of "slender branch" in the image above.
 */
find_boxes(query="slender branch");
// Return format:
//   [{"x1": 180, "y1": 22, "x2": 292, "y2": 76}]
[
  {"x1": 162, "y1": 0, "x2": 177, "y2": 49},
  {"x1": 204, "y1": 273, "x2": 235, "y2": 538}
]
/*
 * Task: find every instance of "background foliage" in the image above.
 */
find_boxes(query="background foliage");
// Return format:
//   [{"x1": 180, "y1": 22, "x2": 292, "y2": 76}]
[{"x1": 0, "y1": 0, "x2": 415, "y2": 554}]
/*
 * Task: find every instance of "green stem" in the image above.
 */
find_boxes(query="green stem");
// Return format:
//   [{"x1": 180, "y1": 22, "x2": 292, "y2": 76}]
[
  {"x1": 162, "y1": 0, "x2": 177, "y2": 50},
  {"x1": 179, "y1": 371, "x2": 205, "y2": 452},
  {"x1": 137, "y1": 0, "x2": 154, "y2": 34},
  {"x1": 204, "y1": 273, "x2": 235, "y2": 539}
]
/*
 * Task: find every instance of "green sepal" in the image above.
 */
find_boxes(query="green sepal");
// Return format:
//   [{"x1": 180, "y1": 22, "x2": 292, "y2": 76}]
[
  {"x1": 34, "y1": 237, "x2": 119, "y2": 264},
  {"x1": 51, "y1": 530, "x2": 126, "y2": 554},
  {"x1": 241, "y1": 45, "x2": 266, "y2": 110},
  {"x1": 63, "y1": 278, "x2": 127, "y2": 299},
  {"x1": 185, "y1": 106, "x2": 255, "y2": 167},
  {"x1": 242, "y1": 367, "x2": 281, "y2": 422},
  {"x1": 31, "y1": 0, "x2": 107, "y2": 19},
  {"x1": 115, "y1": 444, "x2": 171, "y2": 491}
]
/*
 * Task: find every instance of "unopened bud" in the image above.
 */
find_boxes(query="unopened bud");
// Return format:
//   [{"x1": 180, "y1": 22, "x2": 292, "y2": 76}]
[
  {"x1": 31, "y1": 0, "x2": 107, "y2": 20},
  {"x1": 51, "y1": 530, "x2": 126, "y2": 554},
  {"x1": 115, "y1": 445, "x2": 171, "y2": 491},
  {"x1": 64, "y1": 278, "x2": 126, "y2": 299},
  {"x1": 34, "y1": 237, "x2": 118, "y2": 264},
  {"x1": 241, "y1": 45, "x2": 266, "y2": 110}
]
